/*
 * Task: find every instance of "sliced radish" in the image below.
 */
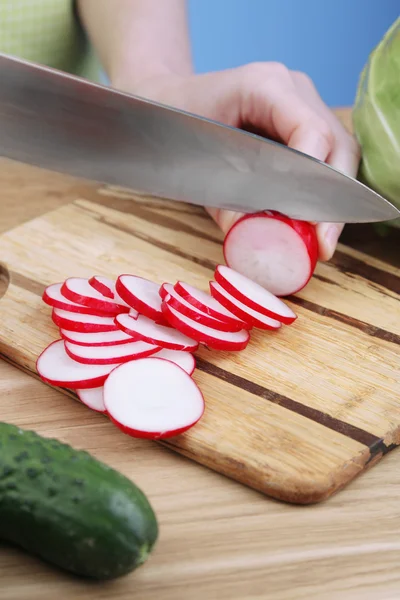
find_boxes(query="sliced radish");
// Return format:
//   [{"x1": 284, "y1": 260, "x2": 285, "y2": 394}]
[
  {"x1": 88, "y1": 276, "x2": 115, "y2": 299},
  {"x1": 214, "y1": 264, "x2": 297, "y2": 325},
  {"x1": 173, "y1": 281, "x2": 248, "y2": 329},
  {"x1": 115, "y1": 313, "x2": 198, "y2": 352},
  {"x1": 152, "y1": 348, "x2": 196, "y2": 375},
  {"x1": 116, "y1": 275, "x2": 164, "y2": 321},
  {"x1": 76, "y1": 387, "x2": 106, "y2": 413},
  {"x1": 209, "y1": 282, "x2": 281, "y2": 330},
  {"x1": 61, "y1": 277, "x2": 128, "y2": 315},
  {"x1": 223, "y1": 211, "x2": 318, "y2": 297},
  {"x1": 43, "y1": 283, "x2": 117, "y2": 317},
  {"x1": 65, "y1": 340, "x2": 159, "y2": 365},
  {"x1": 161, "y1": 302, "x2": 250, "y2": 351},
  {"x1": 104, "y1": 358, "x2": 205, "y2": 439},
  {"x1": 60, "y1": 328, "x2": 134, "y2": 346},
  {"x1": 161, "y1": 284, "x2": 243, "y2": 332},
  {"x1": 36, "y1": 340, "x2": 117, "y2": 389},
  {"x1": 52, "y1": 308, "x2": 119, "y2": 333}
]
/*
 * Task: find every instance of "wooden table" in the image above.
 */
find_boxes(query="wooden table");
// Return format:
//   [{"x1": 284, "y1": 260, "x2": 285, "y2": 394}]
[{"x1": 1, "y1": 113, "x2": 400, "y2": 600}]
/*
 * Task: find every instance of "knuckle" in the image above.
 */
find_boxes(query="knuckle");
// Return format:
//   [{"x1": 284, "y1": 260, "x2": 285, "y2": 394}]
[
  {"x1": 313, "y1": 117, "x2": 335, "y2": 145},
  {"x1": 242, "y1": 61, "x2": 291, "y2": 83},
  {"x1": 292, "y1": 70, "x2": 314, "y2": 88}
]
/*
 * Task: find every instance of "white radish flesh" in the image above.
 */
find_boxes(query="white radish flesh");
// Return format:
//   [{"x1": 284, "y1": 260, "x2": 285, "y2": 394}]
[
  {"x1": 209, "y1": 282, "x2": 282, "y2": 330},
  {"x1": 36, "y1": 340, "x2": 117, "y2": 389},
  {"x1": 152, "y1": 348, "x2": 196, "y2": 375},
  {"x1": 161, "y1": 283, "x2": 243, "y2": 332},
  {"x1": 115, "y1": 313, "x2": 198, "y2": 352},
  {"x1": 161, "y1": 302, "x2": 250, "y2": 351},
  {"x1": 223, "y1": 212, "x2": 318, "y2": 297},
  {"x1": 65, "y1": 340, "x2": 159, "y2": 365},
  {"x1": 104, "y1": 358, "x2": 205, "y2": 439},
  {"x1": 214, "y1": 265, "x2": 297, "y2": 325},
  {"x1": 76, "y1": 387, "x2": 106, "y2": 413},
  {"x1": 62, "y1": 277, "x2": 128, "y2": 315},
  {"x1": 52, "y1": 308, "x2": 119, "y2": 333},
  {"x1": 60, "y1": 328, "x2": 134, "y2": 346},
  {"x1": 173, "y1": 281, "x2": 248, "y2": 328},
  {"x1": 43, "y1": 283, "x2": 117, "y2": 317},
  {"x1": 116, "y1": 275, "x2": 164, "y2": 321}
]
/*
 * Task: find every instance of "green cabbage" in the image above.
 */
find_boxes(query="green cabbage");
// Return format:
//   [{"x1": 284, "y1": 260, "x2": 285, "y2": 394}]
[{"x1": 353, "y1": 17, "x2": 400, "y2": 229}]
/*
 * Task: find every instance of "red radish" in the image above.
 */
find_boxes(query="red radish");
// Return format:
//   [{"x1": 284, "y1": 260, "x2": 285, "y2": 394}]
[
  {"x1": 65, "y1": 340, "x2": 159, "y2": 365},
  {"x1": 116, "y1": 275, "x2": 164, "y2": 322},
  {"x1": 223, "y1": 211, "x2": 318, "y2": 297},
  {"x1": 76, "y1": 387, "x2": 106, "y2": 413},
  {"x1": 43, "y1": 283, "x2": 118, "y2": 317},
  {"x1": 172, "y1": 281, "x2": 248, "y2": 329},
  {"x1": 52, "y1": 308, "x2": 119, "y2": 333},
  {"x1": 103, "y1": 358, "x2": 205, "y2": 439},
  {"x1": 152, "y1": 348, "x2": 196, "y2": 375},
  {"x1": 115, "y1": 313, "x2": 198, "y2": 352},
  {"x1": 214, "y1": 265, "x2": 297, "y2": 325},
  {"x1": 61, "y1": 277, "x2": 128, "y2": 315},
  {"x1": 209, "y1": 282, "x2": 282, "y2": 331},
  {"x1": 161, "y1": 283, "x2": 243, "y2": 332},
  {"x1": 36, "y1": 340, "x2": 117, "y2": 389},
  {"x1": 60, "y1": 328, "x2": 134, "y2": 347},
  {"x1": 161, "y1": 302, "x2": 250, "y2": 351},
  {"x1": 88, "y1": 276, "x2": 115, "y2": 299}
]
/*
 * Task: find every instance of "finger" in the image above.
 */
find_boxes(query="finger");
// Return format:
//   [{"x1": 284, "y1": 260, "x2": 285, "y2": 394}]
[
  {"x1": 205, "y1": 207, "x2": 243, "y2": 234},
  {"x1": 316, "y1": 222, "x2": 344, "y2": 261}
]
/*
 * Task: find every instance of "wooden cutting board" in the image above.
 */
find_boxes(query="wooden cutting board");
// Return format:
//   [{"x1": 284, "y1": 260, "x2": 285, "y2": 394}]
[{"x1": 0, "y1": 183, "x2": 399, "y2": 505}]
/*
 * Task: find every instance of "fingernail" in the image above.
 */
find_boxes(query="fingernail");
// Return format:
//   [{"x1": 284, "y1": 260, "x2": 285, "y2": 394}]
[{"x1": 324, "y1": 224, "x2": 343, "y2": 257}]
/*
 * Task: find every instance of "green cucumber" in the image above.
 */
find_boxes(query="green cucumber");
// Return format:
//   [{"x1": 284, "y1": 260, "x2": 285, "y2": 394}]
[{"x1": 0, "y1": 422, "x2": 158, "y2": 579}]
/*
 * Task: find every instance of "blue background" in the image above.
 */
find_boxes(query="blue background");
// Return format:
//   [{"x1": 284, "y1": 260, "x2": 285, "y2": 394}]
[{"x1": 187, "y1": 0, "x2": 399, "y2": 107}]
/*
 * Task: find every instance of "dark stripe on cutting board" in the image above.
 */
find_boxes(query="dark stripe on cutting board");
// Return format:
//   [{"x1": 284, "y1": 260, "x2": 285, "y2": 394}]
[{"x1": 332, "y1": 251, "x2": 400, "y2": 295}]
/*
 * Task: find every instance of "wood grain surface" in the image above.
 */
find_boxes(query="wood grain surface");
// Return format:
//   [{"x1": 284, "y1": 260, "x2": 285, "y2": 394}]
[{"x1": 0, "y1": 166, "x2": 399, "y2": 506}]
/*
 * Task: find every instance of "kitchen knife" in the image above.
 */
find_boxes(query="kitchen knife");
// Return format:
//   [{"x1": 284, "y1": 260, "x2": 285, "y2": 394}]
[{"x1": 0, "y1": 53, "x2": 398, "y2": 224}]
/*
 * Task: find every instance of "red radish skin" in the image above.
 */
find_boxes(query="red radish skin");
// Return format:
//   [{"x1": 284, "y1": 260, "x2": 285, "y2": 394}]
[
  {"x1": 214, "y1": 265, "x2": 297, "y2": 325},
  {"x1": 209, "y1": 282, "x2": 282, "y2": 331},
  {"x1": 152, "y1": 348, "x2": 196, "y2": 375},
  {"x1": 116, "y1": 275, "x2": 164, "y2": 322},
  {"x1": 76, "y1": 387, "x2": 106, "y2": 413},
  {"x1": 161, "y1": 284, "x2": 244, "y2": 332},
  {"x1": 115, "y1": 313, "x2": 199, "y2": 352},
  {"x1": 61, "y1": 278, "x2": 129, "y2": 315},
  {"x1": 52, "y1": 308, "x2": 119, "y2": 333},
  {"x1": 43, "y1": 283, "x2": 118, "y2": 317},
  {"x1": 65, "y1": 340, "x2": 160, "y2": 365},
  {"x1": 36, "y1": 340, "x2": 117, "y2": 389},
  {"x1": 60, "y1": 328, "x2": 134, "y2": 347},
  {"x1": 103, "y1": 358, "x2": 205, "y2": 439},
  {"x1": 161, "y1": 302, "x2": 250, "y2": 351},
  {"x1": 223, "y1": 211, "x2": 318, "y2": 297},
  {"x1": 172, "y1": 281, "x2": 249, "y2": 329},
  {"x1": 88, "y1": 276, "x2": 115, "y2": 299}
]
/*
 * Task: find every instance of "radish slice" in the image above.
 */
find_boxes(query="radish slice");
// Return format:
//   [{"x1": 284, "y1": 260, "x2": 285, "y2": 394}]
[
  {"x1": 43, "y1": 283, "x2": 118, "y2": 317},
  {"x1": 65, "y1": 340, "x2": 159, "y2": 365},
  {"x1": 161, "y1": 283, "x2": 243, "y2": 332},
  {"x1": 104, "y1": 358, "x2": 205, "y2": 439},
  {"x1": 223, "y1": 211, "x2": 318, "y2": 297},
  {"x1": 209, "y1": 282, "x2": 282, "y2": 331},
  {"x1": 60, "y1": 328, "x2": 134, "y2": 346},
  {"x1": 173, "y1": 281, "x2": 248, "y2": 329},
  {"x1": 116, "y1": 275, "x2": 164, "y2": 321},
  {"x1": 88, "y1": 276, "x2": 115, "y2": 299},
  {"x1": 76, "y1": 387, "x2": 106, "y2": 413},
  {"x1": 36, "y1": 340, "x2": 117, "y2": 389},
  {"x1": 61, "y1": 277, "x2": 128, "y2": 315},
  {"x1": 52, "y1": 308, "x2": 119, "y2": 333},
  {"x1": 152, "y1": 348, "x2": 196, "y2": 375},
  {"x1": 115, "y1": 313, "x2": 199, "y2": 351},
  {"x1": 214, "y1": 265, "x2": 297, "y2": 325},
  {"x1": 161, "y1": 302, "x2": 250, "y2": 351}
]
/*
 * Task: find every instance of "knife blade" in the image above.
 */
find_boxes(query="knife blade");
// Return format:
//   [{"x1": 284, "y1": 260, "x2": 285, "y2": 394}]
[{"x1": 0, "y1": 53, "x2": 398, "y2": 224}]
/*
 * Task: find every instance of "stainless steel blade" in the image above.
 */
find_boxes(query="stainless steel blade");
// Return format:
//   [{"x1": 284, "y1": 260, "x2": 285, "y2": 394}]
[{"x1": 0, "y1": 53, "x2": 398, "y2": 223}]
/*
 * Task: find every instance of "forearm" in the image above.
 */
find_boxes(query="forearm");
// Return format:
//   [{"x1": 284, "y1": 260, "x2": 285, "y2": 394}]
[{"x1": 76, "y1": 0, "x2": 193, "y2": 88}]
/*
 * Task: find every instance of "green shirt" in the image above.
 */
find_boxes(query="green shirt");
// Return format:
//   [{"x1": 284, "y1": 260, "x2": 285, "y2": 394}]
[{"x1": 0, "y1": 0, "x2": 103, "y2": 81}]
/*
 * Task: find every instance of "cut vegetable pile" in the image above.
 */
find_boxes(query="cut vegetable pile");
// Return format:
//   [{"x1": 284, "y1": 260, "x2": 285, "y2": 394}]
[{"x1": 38, "y1": 266, "x2": 297, "y2": 440}]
